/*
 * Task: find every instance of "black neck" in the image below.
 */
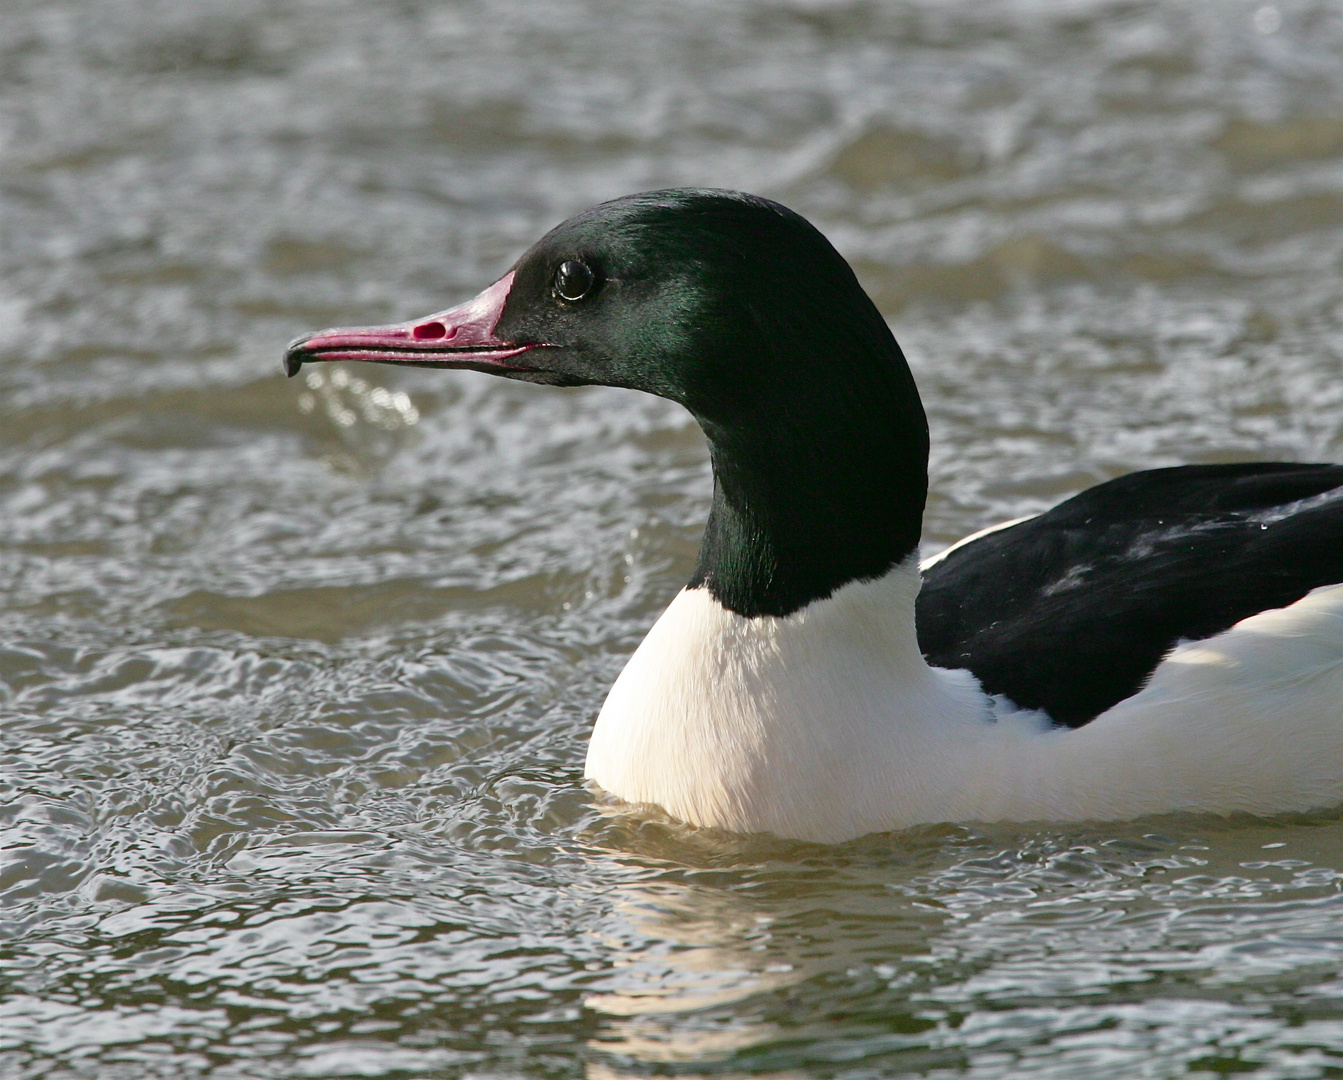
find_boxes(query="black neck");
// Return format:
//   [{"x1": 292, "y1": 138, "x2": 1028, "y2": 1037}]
[{"x1": 686, "y1": 340, "x2": 929, "y2": 618}]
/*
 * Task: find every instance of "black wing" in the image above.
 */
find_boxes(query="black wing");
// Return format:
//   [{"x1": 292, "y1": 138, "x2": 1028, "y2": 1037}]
[{"x1": 916, "y1": 463, "x2": 1343, "y2": 727}]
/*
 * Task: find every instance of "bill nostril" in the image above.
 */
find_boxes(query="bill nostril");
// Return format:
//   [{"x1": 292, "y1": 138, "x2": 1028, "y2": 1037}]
[{"x1": 413, "y1": 322, "x2": 447, "y2": 340}]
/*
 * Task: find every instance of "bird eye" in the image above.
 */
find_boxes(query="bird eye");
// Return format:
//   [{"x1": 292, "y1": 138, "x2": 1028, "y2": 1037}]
[{"x1": 553, "y1": 260, "x2": 595, "y2": 302}]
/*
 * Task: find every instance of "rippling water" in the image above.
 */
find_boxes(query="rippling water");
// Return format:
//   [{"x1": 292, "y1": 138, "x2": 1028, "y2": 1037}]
[{"x1": 4, "y1": 1, "x2": 1343, "y2": 1076}]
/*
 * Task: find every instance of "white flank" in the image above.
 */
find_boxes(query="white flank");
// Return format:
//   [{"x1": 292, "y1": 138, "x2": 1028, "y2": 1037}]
[{"x1": 585, "y1": 559, "x2": 1343, "y2": 842}]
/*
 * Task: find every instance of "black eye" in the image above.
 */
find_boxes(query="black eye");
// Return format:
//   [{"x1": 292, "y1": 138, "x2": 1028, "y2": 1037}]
[{"x1": 554, "y1": 260, "x2": 595, "y2": 302}]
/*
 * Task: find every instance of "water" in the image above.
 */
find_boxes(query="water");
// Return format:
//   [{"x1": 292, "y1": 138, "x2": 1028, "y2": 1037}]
[{"x1": 3, "y1": 0, "x2": 1343, "y2": 1076}]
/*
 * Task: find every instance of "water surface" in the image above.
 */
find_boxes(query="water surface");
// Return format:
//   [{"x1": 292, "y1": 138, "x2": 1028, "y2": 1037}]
[{"x1": 4, "y1": 1, "x2": 1343, "y2": 1076}]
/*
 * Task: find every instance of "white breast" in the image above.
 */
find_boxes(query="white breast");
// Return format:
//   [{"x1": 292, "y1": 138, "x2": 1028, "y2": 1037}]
[{"x1": 585, "y1": 559, "x2": 1343, "y2": 842}]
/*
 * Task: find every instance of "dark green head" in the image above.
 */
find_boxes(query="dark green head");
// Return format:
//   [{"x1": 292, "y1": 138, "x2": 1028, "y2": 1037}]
[{"x1": 285, "y1": 189, "x2": 929, "y2": 616}]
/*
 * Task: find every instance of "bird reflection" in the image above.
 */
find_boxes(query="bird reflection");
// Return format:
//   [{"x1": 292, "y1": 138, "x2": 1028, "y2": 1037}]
[{"x1": 575, "y1": 813, "x2": 949, "y2": 1074}]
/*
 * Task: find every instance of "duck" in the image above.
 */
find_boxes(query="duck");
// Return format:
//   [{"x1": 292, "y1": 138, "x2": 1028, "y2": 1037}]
[{"x1": 284, "y1": 188, "x2": 1343, "y2": 843}]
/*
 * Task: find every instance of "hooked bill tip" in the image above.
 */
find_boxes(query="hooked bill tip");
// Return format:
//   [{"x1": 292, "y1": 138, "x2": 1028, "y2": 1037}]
[{"x1": 283, "y1": 334, "x2": 312, "y2": 378}]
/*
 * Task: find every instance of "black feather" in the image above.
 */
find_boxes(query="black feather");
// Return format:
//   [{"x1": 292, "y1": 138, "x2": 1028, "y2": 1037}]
[{"x1": 917, "y1": 463, "x2": 1343, "y2": 727}]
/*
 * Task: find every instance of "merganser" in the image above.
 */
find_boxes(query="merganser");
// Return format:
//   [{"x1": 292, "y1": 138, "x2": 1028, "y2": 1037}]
[{"x1": 284, "y1": 189, "x2": 1343, "y2": 843}]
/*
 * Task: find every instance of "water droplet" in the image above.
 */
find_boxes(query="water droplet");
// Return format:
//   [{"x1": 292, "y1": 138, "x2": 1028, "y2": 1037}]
[{"x1": 1253, "y1": 5, "x2": 1281, "y2": 34}]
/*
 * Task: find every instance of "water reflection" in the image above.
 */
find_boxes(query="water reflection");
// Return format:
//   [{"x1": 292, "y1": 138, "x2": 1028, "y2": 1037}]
[
  {"x1": 576, "y1": 821, "x2": 951, "y2": 1071},
  {"x1": 575, "y1": 819, "x2": 1343, "y2": 1076}
]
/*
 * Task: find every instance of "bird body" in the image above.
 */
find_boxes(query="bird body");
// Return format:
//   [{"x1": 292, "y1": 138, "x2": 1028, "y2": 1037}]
[
  {"x1": 590, "y1": 562, "x2": 1343, "y2": 841},
  {"x1": 285, "y1": 188, "x2": 1343, "y2": 842}
]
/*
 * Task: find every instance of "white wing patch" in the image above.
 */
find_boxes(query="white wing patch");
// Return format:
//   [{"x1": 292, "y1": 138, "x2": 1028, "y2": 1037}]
[{"x1": 920, "y1": 515, "x2": 1038, "y2": 571}]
